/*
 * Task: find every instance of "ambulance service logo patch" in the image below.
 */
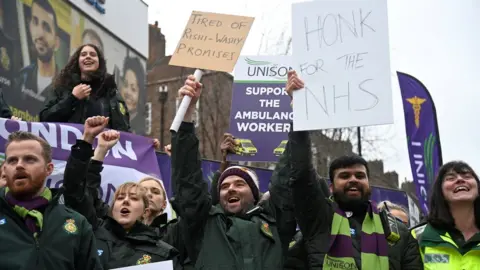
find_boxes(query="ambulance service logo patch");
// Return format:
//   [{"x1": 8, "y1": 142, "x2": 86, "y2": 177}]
[
  {"x1": 136, "y1": 254, "x2": 152, "y2": 265},
  {"x1": 63, "y1": 219, "x2": 77, "y2": 234},
  {"x1": 261, "y1": 221, "x2": 273, "y2": 237}
]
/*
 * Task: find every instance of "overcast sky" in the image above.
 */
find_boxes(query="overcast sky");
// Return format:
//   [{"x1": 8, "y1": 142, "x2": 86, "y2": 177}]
[{"x1": 145, "y1": 0, "x2": 480, "y2": 185}]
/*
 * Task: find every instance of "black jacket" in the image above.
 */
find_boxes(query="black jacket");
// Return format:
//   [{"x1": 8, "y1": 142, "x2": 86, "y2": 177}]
[
  {"x1": 289, "y1": 129, "x2": 423, "y2": 270},
  {"x1": 0, "y1": 188, "x2": 102, "y2": 270},
  {"x1": 62, "y1": 140, "x2": 178, "y2": 269},
  {"x1": 39, "y1": 74, "x2": 131, "y2": 132},
  {"x1": 82, "y1": 145, "x2": 190, "y2": 270},
  {"x1": 284, "y1": 230, "x2": 308, "y2": 270},
  {"x1": 170, "y1": 122, "x2": 296, "y2": 269}
]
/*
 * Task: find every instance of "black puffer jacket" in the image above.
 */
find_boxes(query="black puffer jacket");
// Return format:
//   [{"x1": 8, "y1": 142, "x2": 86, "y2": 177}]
[
  {"x1": 62, "y1": 140, "x2": 178, "y2": 269},
  {"x1": 39, "y1": 73, "x2": 130, "y2": 132}
]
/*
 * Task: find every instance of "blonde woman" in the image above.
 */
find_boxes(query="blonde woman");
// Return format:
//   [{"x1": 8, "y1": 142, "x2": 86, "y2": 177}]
[{"x1": 62, "y1": 116, "x2": 177, "y2": 269}]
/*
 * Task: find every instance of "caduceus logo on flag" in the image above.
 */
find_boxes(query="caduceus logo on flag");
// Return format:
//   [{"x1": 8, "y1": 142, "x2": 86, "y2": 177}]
[{"x1": 397, "y1": 72, "x2": 443, "y2": 216}]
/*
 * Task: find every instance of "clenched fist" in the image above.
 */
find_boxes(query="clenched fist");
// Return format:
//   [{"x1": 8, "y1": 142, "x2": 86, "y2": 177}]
[
  {"x1": 286, "y1": 70, "x2": 304, "y2": 99},
  {"x1": 178, "y1": 75, "x2": 202, "y2": 113},
  {"x1": 220, "y1": 133, "x2": 237, "y2": 155},
  {"x1": 83, "y1": 116, "x2": 109, "y2": 144},
  {"x1": 97, "y1": 130, "x2": 120, "y2": 150}
]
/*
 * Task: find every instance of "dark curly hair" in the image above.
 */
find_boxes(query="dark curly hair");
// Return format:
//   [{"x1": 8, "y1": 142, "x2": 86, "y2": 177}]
[
  {"x1": 53, "y1": 44, "x2": 107, "y2": 89},
  {"x1": 427, "y1": 161, "x2": 480, "y2": 230}
]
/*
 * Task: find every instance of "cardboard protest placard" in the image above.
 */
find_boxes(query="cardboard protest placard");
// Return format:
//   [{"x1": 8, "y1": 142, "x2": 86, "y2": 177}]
[
  {"x1": 291, "y1": 0, "x2": 393, "y2": 131},
  {"x1": 169, "y1": 11, "x2": 254, "y2": 73}
]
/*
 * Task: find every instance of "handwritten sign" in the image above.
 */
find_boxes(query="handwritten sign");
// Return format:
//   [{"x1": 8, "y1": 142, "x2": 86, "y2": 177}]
[
  {"x1": 112, "y1": 260, "x2": 173, "y2": 270},
  {"x1": 169, "y1": 11, "x2": 254, "y2": 73},
  {"x1": 291, "y1": 0, "x2": 393, "y2": 131}
]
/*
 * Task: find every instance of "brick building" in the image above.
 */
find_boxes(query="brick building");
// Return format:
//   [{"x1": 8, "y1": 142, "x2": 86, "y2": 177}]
[{"x1": 147, "y1": 22, "x2": 233, "y2": 160}]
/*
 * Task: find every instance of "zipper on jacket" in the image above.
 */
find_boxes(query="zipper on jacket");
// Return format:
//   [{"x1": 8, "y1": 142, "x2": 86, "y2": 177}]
[{"x1": 33, "y1": 232, "x2": 39, "y2": 249}]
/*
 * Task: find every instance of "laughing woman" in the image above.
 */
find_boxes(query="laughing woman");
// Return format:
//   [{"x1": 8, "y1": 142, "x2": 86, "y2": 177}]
[
  {"x1": 411, "y1": 161, "x2": 480, "y2": 269},
  {"x1": 39, "y1": 44, "x2": 131, "y2": 132}
]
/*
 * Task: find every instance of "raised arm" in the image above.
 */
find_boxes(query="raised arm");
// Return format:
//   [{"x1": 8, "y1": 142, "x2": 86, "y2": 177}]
[
  {"x1": 287, "y1": 70, "x2": 332, "y2": 240},
  {"x1": 87, "y1": 128, "x2": 121, "y2": 219},
  {"x1": 209, "y1": 132, "x2": 233, "y2": 205},
  {"x1": 171, "y1": 76, "x2": 211, "y2": 263},
  {"x1": 63, "y1": 116, "x2": 115, "y2": 229},
  {"x1": 263, "y1": 130, "x2": 297, "y2": 255}
]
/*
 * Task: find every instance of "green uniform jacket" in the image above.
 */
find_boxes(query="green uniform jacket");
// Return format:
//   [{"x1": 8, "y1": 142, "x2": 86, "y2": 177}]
[
  {"x1": 0, "y1": 188, "x2": 103, "y2": 270},
  {"x1": 171, "y1": 122, "x2": 296, "y2": 270}
]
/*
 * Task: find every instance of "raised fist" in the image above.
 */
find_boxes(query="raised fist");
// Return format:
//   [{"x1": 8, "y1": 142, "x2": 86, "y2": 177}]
[
  {"x1": 83, "y1": 116, "x2": 109, "y2": 144},
  {"x1": 220, "y1": 133, "x2": 236, "y2": 155},
  {"x1": 178, "y1": 74, "x2": 202, "y2": 110},
  {"x1": 286, "y1": 70, "x2": 304, "y2": 99},
  {"x1": 97, "y1": 130, "x2": 120, "y2": 150}
]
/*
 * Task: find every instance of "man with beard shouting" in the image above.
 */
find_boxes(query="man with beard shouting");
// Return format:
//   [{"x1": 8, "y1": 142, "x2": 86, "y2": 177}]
[
  {"x1": 287, "y1": 70, "x2": 423, "y2": 270},
  {"x1": 170, "y1": 75, "x2": 295, "y2": 269}
]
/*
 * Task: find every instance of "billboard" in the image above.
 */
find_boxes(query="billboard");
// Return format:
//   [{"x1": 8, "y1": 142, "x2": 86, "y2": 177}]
[
  {"x1": 0, "y1": 0, "x2": 146, "y2": 134},
  {"x1": 67, "y1": 0, "x2": 148, "y2": 57}
]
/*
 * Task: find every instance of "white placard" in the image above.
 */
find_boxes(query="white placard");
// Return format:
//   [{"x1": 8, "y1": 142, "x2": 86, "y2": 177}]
[
  {"x1": 291, "y1": 0, "x2": 393, "y2": 131},
  {"x1": 112, "y1": 260, "x2": 173, "y2": 270}
]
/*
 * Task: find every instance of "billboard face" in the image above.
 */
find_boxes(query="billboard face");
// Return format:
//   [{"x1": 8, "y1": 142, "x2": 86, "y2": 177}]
[{"x1": 0, "y1": 0, "x2": 146, "y2": 134}]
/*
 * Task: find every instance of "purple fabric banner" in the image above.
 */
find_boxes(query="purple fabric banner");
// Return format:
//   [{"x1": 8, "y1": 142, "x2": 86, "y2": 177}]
[
  {"x1": 0, "y1": 119, "x2": 160, "y2": 176},
  {"x1": 227, "y1": 82, "x2": 291, "y2": 162},
  {"x1": 397, "y1": 72, "x2": 443, "y2": 215},
  {"x1": 156, "y1": 153, "x2": 409, "y2": 210}
]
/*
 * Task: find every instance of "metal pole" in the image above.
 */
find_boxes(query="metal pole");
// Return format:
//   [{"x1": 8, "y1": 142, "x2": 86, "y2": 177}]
[
  {"x1": 357, "y1": 126, "x2": 362, "y2": 156},
  {"x1": 160, "y1": 100, "x2": 165, "y2": 149}
]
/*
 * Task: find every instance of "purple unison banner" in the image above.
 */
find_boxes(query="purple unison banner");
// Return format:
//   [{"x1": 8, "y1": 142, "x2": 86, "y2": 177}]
[
  {"x1": 227, "y1": 56, "x2": 292, "y2": 162},
  {"x1": 397, "y1": 72, "x2": 443, "y2": 215},
  {"x1": 156, "y1": 153, "x2": 409, "y2": 211},
  {"x1": 0, "y1": 118, "x2": 161, "y2": 204}
]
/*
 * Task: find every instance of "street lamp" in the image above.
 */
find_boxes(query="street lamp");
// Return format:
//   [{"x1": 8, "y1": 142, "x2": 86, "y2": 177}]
[{"x1": 158, "y1": 85, "x2": 168, "y2": 149}]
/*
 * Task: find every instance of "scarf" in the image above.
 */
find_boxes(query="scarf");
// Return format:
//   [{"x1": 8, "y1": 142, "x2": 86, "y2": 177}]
[
  {"x1": 324, "y1": 201, "x2": 389, "y2": 270},
  {"x1": 5, "y1": 187, "x2": 52, "y2": 234}
]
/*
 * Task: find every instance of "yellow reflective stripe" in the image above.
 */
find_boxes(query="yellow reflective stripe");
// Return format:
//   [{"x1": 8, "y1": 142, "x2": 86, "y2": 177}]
[
  {"x1": 411, "y1": 229, "x2": 417, "y2": 239},
  {"x1": 439, "y1": 234, "x2": 458, "y2": 249}
]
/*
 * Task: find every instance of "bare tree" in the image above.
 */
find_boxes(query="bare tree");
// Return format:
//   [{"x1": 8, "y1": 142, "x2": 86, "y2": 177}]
[{"x1": 196, "y1": 72, "x2": 233, "y2": 160}]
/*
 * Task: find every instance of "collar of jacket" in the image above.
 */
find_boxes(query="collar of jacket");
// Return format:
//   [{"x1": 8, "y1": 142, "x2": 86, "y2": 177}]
[
  {"x1": 103, "y1": 216, "x2": 158, "y2": 242},
  {"x1": 329, "y1": 196, "x2": 374, "y2": 219},
  {"x1": 150, "y1": 213, "x2": 168, "y2": 228},
  {"x1": 210, "y1": 204, "x2": 276, "y2": 223}
]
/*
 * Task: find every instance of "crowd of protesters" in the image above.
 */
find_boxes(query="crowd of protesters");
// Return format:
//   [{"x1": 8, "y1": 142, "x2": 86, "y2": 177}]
[{"x1": 0, "y1": 42, "x2": 477, "y2": 270}]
